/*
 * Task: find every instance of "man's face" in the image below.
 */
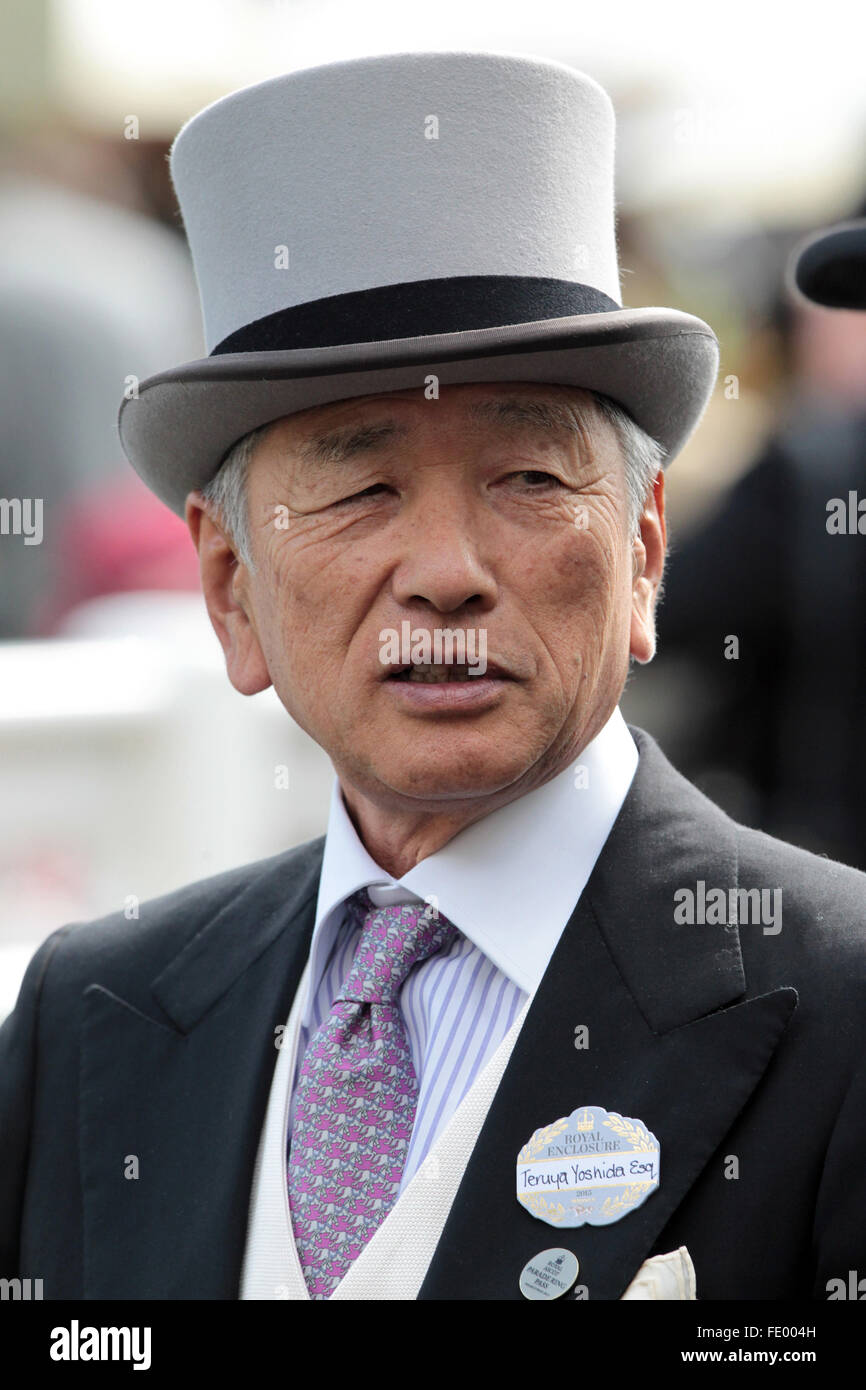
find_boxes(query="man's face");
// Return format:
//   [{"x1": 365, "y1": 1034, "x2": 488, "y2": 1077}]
[{"x1": 189, "y1": 382, "x2": 665, "y2": 816}]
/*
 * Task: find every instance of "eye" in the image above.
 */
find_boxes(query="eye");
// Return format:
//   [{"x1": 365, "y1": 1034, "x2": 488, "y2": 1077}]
[
  {"x1": 336, "y1": 482, "x2": 394, "y2": 505},
  {"x1": 508, "y1": 470, "x2": 564, "y2": 488}
]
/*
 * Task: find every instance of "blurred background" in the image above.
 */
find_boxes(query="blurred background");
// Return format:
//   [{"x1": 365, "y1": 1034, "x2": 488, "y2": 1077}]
[{"x1": 2, "y1": 0, "x2": 865, "y2": 1017}]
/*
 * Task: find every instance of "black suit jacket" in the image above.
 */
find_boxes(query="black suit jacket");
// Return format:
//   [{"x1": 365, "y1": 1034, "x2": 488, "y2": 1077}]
[{"x1": 2, "y1": 728, "x2": 865, "y2": 1299}]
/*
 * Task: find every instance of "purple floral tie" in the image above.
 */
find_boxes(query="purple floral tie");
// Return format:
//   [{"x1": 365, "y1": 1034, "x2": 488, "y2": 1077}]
[{"x1": 286, "y1": 889, "x2": 458, "y2": 1298}]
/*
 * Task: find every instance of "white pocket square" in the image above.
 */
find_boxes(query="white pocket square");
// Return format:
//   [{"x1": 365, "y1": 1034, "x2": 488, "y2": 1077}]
[{"x1": 620, "y1": 1246, "x2": 696, "y2": 1300}]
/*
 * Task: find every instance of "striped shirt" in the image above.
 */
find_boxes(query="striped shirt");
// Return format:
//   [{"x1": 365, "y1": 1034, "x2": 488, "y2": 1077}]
[{"x1": 288, "y1": 705, "x2": 638, "y2": 1192}]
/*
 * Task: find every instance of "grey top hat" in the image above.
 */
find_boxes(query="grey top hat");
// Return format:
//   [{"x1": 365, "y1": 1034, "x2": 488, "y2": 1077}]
[
  {"x1": 788, "y1": 218, "x2": 866, "y2": 310},
  {"x1": 118, "y1": 50, "x2": 720, "y2": 517}
]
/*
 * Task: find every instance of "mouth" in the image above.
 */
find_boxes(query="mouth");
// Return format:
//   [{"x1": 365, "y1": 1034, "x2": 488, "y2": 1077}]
[{"x1": 385, "y1": 662, "x2": 509, "y2": 684}]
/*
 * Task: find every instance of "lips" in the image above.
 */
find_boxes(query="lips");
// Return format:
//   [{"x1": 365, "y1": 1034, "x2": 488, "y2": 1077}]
[{"x1": 384, "y1": 660, "x2": 510, "y2": 683}]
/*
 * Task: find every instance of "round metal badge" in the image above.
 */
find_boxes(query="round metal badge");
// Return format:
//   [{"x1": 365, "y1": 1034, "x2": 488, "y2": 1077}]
[{"x1": 519, "y1": 1248, "x2": 580, "y2": 1300}]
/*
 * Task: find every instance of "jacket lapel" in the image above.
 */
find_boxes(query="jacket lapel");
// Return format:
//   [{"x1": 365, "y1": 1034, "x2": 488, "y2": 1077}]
[
  {"x1": 79, "y1": 842, "x2": 323, "y2": 1299},
  {"x1": 419, "y1": 729, "x2": 797, "y2": 1299}
]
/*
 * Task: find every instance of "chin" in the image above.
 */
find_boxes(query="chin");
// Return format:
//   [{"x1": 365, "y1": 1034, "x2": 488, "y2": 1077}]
[{"x1": 374, "y1": 746, "x2": 539, "y2": 803}]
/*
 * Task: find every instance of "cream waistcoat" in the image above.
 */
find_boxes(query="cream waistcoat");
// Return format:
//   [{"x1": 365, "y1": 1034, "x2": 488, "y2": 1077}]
[{"x1": 239, "y1": 963, "x2": 531, "y2": 1300}]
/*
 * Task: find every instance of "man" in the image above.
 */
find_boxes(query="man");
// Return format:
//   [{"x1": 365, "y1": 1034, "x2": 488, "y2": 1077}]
[{"x1": 2, "y1": 51, "x2": 865, "y2": 1302}]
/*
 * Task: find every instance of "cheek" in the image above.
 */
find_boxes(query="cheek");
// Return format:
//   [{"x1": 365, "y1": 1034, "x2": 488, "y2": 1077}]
[
  {"x1": 546, "y1": 523, "x2": 623, "y2": 610},
  {"x1": 528, "y1": 525, "x2": 631, "y2": 679},
  {"x1": 258, "y1": 537, "x2": 333, "y2": 633},
  {"x1": 256, "y1": 547, "x2": 380, "y2": 690}
]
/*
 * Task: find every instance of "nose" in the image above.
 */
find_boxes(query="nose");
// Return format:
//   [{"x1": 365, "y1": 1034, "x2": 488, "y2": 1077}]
[{"x1": 390, "y1": 492, "x2": 498, "y2": 615}]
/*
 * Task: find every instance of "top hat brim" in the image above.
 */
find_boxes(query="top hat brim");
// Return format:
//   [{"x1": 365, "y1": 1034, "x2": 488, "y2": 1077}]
[
  {"x1": 789, "y1": 219, "x2": 866, "y2": 310},
  {"x1": 119, "y1": 306, "x2": 719, "y2": 518}
]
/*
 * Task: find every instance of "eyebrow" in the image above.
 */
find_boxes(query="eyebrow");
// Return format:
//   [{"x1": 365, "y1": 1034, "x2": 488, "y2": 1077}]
[
  {"x1": 294, "y1": 396, "x2": 593, "y2": 467},
  {"x1": 295, "y1": 420, "x2": 411, "y2": 467},
  {"x1": 465, "y1": 397, "x2": 593, "y2": 450}
]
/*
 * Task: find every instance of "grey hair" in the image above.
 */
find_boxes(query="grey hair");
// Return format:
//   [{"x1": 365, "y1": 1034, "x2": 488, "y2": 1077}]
[
  {"x1": 199, "y1": 420, "x2": 272, "y2": 569},
  {"x1": 200, "y1": 392, "x2": 665, "y2": 567},
  {"x1": 591, "y1": 393, "x2": 666, "y2": 533}
]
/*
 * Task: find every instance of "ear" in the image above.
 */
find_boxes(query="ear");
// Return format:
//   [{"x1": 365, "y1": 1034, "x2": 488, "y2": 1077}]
[
  {"x1": 185, "y1": 491, "x2": 273, "y2": 696},
  {"x1": 629, "y1": 470, "x2": 667, "y2": 664}
]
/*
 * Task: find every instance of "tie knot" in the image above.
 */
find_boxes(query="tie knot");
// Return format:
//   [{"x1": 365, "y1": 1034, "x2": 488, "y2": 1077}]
[{"x1": 339, "y1": 891, "x2": 458, "y2": 1004}]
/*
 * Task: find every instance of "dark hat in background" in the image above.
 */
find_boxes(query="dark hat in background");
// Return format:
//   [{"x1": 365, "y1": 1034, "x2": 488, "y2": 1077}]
[{"x1": 789, "y1": 218, "x2": 866, "y2": 310}]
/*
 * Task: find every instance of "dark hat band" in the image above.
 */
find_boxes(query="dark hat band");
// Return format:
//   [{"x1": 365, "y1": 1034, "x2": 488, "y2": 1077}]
[{"x1": 210, "y1": 275, "x2": 620, "y2": 355}]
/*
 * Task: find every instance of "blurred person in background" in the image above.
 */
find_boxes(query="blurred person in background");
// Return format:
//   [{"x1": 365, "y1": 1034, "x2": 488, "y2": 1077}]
[
  {"x1": 656, "y1": 197, "x2": 866, "y2": 869},
  {"x1": 0, "y1": 132, "x2": 202, "y2": 638}
]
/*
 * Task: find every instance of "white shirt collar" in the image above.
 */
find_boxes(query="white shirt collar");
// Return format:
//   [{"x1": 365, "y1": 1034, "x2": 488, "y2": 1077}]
[{"x1": 311, "y1": 706, "x2": 638, "y2": 998}]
